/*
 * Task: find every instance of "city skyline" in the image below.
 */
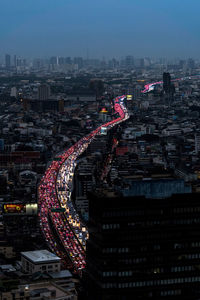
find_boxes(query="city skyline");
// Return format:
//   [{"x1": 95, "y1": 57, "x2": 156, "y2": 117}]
[{"x1": 1, "y1": 53, "x2": 200, "y2": 65}]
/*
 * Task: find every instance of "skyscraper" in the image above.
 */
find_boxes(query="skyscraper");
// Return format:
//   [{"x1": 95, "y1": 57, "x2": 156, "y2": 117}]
[
  {"x1": 5, "y1": 54, "x2": 11, "y2": 69},
  {"x1": 85, "y1": 189, "x2": 200, "y2": 299},
  {"x1": 124, "y1": 56, "x2": 134, "y2": 68},
  {"x1": 58, "y1": 57, "x2": 65, "y2": 65},
  {"x1": 14, "y1": 55, "x2": 17, "y2": 68},
  {"x1": 50, "y1": 56, "x2": 57, "y2": 65},
  {"x1": 163, "y1": 72, "x2": 171, "y2": 94},
  {"x1": 187, "y1": 58, "x2": 195, "y2": 69},
  {"x1": 74, "y1": 57, "x2": 83, "y2": 69}
]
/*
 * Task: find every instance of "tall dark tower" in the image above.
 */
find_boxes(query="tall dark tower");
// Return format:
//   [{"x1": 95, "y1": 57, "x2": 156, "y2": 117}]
[
  {"x1": 163, "y1": 72, "x2": 171, "y2": 94},
  {"x1": 5, "y1": 54, "x2": 11, "y2": 69},
  {"x1": 14, "y1": 55, "x2": 17, "y2": 68},
  {"x1": 85, "y1": 189, "x2": 200, "y2": 299}
]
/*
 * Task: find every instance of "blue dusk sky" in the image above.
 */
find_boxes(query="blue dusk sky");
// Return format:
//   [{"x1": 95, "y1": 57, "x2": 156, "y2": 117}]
[{"x1": 1, "y1": 0, "x2": 200, "y2": 59}]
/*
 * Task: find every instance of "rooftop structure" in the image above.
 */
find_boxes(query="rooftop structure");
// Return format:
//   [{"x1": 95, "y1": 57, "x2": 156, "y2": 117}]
[
  {"x1": 21, "y1": 250, "x2": 61, "y2": 274},
  {"x1": 21, "y1": 250, "x2": 60, "y2": 264}
]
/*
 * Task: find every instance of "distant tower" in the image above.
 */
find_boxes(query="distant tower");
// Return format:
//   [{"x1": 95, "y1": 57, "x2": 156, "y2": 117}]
[
  {"x1": 163, "y1": 72, "x2": 171, "y2": 94},
  {"x1": 187, "y1": 58, "x2": 195, "y2": 69},
  {"x1": 38, "y1": 84, "x2": 51, "y2": 101},
  {"x1": 139, "y1": 58, "x2": 144, "y2": 68},
  {"x1": 5, "y1": 54, "x2": 11, "y2": 69},
  {"x1": 14, "y1": 55, "x2": 17, "y2": 68},
  {"x1": 50, "y1": 56, "x2": 57, "y2": 65},
  {"x1": 74, "y1": 57, "x2": 83, "y2": 69},
  {"x1": 65, "y1": 57, "x2": 72, "y2": 64},
  {"x1": 125, "y1": 56, "x2": 134, "y2": 68},
  {"x1": 58, "y1": 57, "x2": 65, "y2": 65}
]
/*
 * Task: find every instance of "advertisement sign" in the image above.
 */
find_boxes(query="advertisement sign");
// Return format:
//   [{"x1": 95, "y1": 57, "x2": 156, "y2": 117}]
[
  {"x1": 3, "y1": 204, "x2": 26, "y2": 214},
  {"x1": 126, "y1": 95, "x2": 133, "y2": 101}
]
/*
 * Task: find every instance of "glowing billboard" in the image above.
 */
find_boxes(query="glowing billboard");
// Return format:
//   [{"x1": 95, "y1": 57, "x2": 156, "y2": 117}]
[
  {"x1": 126, "y1": 95, "x2": 133, "y2": 101},
  {"x1": 100, "y1": 108, "x2": 108, "y2": 113},
  {"x1": 3, "y1": 204, "x2": 26, "y2": 214}
]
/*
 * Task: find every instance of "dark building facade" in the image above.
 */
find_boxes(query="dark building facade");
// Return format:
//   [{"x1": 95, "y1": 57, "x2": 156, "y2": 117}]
[
  {"x1": 38, "y1": 84, "x2": 51, "y2": 100},
  {"x1": 5, "y1": 54, "x2": 11, "y2": 69},
  {"x1": 22, "y1": 99, "x2": 65, "y2": 113},
  {"x1": 85, "y1": 190, "x2": 200, "y2": 299},
  {"x1": 163, "y1": 72, "x2": 171, "y2": 94}
]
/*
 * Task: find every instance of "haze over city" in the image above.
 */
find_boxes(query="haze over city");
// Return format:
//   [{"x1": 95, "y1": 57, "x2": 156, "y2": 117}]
[
  {"x1": 2, "y1": 1, "x2": 200, "y2": 299},
  {"x1": 1, "y1": 0, "x2": 200, "y2": 59}
]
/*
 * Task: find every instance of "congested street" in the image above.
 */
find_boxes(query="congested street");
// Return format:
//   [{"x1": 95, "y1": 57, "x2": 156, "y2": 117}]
[{"x1": 38, "y1": 95, "x2": 129, "y2": 275}]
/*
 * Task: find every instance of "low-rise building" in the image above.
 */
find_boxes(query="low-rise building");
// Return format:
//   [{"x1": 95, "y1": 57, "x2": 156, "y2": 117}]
[{"x1": 21, "y1": 250, "x2": 61, "y2": 274}]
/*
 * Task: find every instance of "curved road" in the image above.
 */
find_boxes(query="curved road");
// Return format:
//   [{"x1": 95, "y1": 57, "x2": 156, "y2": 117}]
[
  {"x1": 39, "y1": 74, "x2": 200, "y2": 274},
  {"x1": 38, "y1": 95, "x2": 129, "y2": 274}
]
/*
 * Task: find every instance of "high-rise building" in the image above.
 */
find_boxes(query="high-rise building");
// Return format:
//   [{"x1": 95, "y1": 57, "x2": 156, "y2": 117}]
[
  {"x1": 74, "y1": 57, "x2": 83, "y2": 69},
  {"x1": 134, "y1": 58, "x2": 145, "y2": 68},
  {"x1": 16, "y1": 58, "x2": 22, "y2": 67},
  {"x1": 22, "y1": 59, "x2": 26, "y2": 67},
  {"x1": 14, "y1": 55, "x2": 17, "y2": 68},
  {"x1": 187, "y1": 58, "x2": 195, "y2": 69},
  {"x1": 5, "y1": 54, "x2": 11, "y2": 69},
  {"x1": 58, "y1": 57, "x2": 65, "y2": 65},
  {"x1": 124, "y1": 56, "x2": 134, "y2": 68},
  {"x1": 50, "y1": 56, "x2": 57, "y2": 65},
  {"x1": 179, "y1": 60, "x2": 185, "y2": 69},
  {"x1": 38, "y1": 84, "x2": 51, "y2": 101},
  {"x1": 33, "y1": 58, "x2": 43, "y2": 69},
  {"x1": 65, "y1": 57, "x2": 72, "y2": 64},
  {"x1": 163, "y1": 72, "x2": 171, "y2": 94},
  {"x1": 85, "y1": 190, "x2": 200, "y2": 299},
  {"x1": 139, "y1": 58, "x2": 145, "y2": 68}
]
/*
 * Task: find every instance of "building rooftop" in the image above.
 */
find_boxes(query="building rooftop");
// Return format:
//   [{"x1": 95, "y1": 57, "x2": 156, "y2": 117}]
[
  {"x1": 21, "y1": 250, "x2": 60, "y2": 264},
  {"x1": 0, "y1": 264, "x2": 16, "y2": 272}
]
